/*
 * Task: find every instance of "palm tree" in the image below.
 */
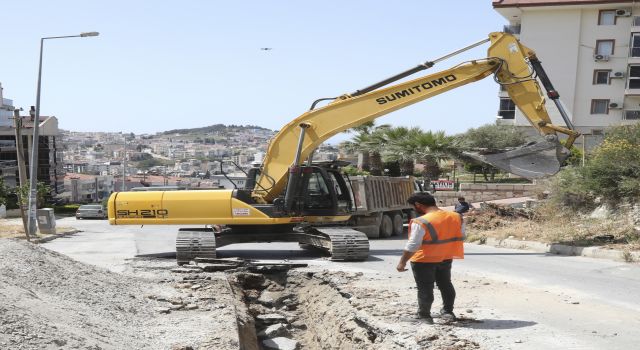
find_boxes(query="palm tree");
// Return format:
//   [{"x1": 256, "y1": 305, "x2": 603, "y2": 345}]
[
  {"x1": 381, "y1": 126, "x2": 424, "y2": 176},
  {"x1": 341, "y1": 121, "x2": 390, "y2": 172},
  {"x1": 412, "y1": 130, "x2": 458, "y2": 182},
  {"x1": 366, "y1": 126, "x2": 391, "y2": 175}
]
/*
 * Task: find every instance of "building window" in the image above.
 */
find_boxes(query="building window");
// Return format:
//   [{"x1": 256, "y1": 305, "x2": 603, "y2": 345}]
[
  {"x1": 599, "y1": 10, "x2": 616, "y2": 25},
  {"x1": 631, "y1": 33, "x2": 640, "y2": 57},
  {"x1": 629, "y1": 65, "x2": 640, "y2": 88},
  {"x1": 593, "y1": 70, "x2": 611, "y2": 84},
  {"x1": 591, "y1": 129, "x2": 604, "y2": 136},
  {"x1": 498, "y1": 98, "x2": 516, "y2": 119},
  {"x1": 596, "y1": 39, "x2": 615, "y2": 55},
  {"x1": 591, "y1": 99, "x2": 610, "y2": 114},
  {"x1": 624, "y1": 110, "x2": 640, "y2": 120},
  {"x1": 634, "y1": 16, "x2": 640, "y2": 26}
]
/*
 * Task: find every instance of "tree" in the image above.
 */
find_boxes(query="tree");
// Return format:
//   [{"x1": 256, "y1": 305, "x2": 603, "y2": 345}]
[
  {"x1": 457, "y1": 124, "x2": 527, "y2": 181},
  {"x1": 0, "y1": 177, "x2": 9, "y2": 207},
  {"x1": 15, "y1": 182, "x2": 51, "y2": 208},
  {"x1": 366, "y1": 126, "x2": 391, "y2": 175},
  {"x1": 382, "y1": 126, "x2": 423, "y2": 176},
  {"x1": 412, "y1": 130, "x2": 457, "y2": 182},
  {"x1": 459, "y1": 124, "x2": 526, "y2": 150},
  {"x1": 549, "y1": 123, "x2": 640, "y2": 208},
  {"x1": 341, "y1": 121, "x2": 375, "y2": 171},
  {"x1": 341, "y1": 121, "x2": 390, "y2": 172}
]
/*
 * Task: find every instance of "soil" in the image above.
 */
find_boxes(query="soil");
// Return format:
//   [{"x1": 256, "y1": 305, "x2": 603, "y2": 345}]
[
  {"x1": 0, "y1": 239, "x2": 238, "y2": 350},
  {"x1": 228, "y1": 269, "x2": 480, "y2": 349},
  {"x1": 0, "y1": 239, "x2": 481, "y2": 350},
  {"x1": 465, "y1": 203, "x2": 640, "y2": 252}
]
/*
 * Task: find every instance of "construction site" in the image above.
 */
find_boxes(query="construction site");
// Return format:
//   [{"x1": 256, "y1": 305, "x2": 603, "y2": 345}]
[{"x1": 2, "y1": 1, "x2": 640, "y2": 349}]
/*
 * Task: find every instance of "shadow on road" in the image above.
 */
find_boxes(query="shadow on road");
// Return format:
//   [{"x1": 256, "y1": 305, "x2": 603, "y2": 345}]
[
  {"x1": 457, "y1": 318, "x2": 537, "y2": 329},
  {"x1": 136, "y1": 252, "x2": 176, "y2": 259},
  {"x1": 465, "y1": 252, "x2": 547, "y2": 256},
  {"x1": 369, "y1": 249, "x2": 403, "y2": 256},
  {"x1": 136, "y1": 249, "x2": 385, "y2": 262},
  {"x1": 217, "y1": 249, "x2": 324, "y2": 260}
]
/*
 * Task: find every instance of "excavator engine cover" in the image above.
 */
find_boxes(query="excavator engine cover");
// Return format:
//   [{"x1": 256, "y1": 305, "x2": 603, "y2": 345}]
[{"x1": 465, "y1": 136, "x2": 569, "y2": 179}]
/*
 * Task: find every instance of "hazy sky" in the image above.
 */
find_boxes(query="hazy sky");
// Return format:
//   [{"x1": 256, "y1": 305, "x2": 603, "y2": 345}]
[{"x1": 1, "y1": 1, "x2": 507, "y2": 144}]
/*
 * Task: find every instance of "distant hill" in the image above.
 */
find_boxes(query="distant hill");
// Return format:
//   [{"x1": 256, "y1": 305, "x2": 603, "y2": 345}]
[{"x1": 161, "y1": 124, "x2": 272, "y2": 135}]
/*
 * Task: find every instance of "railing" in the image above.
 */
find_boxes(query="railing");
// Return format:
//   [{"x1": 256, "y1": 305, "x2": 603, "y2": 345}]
[{"x1": 624, "y1": 110, "x2": 640, "y2": 120}]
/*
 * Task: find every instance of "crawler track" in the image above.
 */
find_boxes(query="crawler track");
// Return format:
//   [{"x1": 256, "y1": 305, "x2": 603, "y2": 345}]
[
  {"x1": 174, "y1": 226, "x2": 369, "y2": 264},
  {"x1": 176, "y1": 228, "x2": 217, "y2": 265}
]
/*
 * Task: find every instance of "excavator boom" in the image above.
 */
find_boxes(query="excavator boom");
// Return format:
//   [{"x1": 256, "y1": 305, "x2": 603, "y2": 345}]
[{"x1": 253, "y1": 32, "x2": 580, "y2": 203}]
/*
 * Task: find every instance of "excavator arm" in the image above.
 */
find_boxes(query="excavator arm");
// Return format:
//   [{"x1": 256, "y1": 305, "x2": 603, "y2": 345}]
[{"x1": 253, "y1": 32, "x2": 580, "y2": 203}]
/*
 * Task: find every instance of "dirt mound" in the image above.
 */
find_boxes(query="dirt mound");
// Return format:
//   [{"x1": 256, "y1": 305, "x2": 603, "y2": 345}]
[{"x1": 0, "y1": 239, "x2": 237, "y2": 349}]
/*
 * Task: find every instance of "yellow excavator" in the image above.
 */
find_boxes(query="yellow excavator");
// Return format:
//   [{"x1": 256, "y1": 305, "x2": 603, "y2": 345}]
[{"x1": 108, "y1": 32, "x2": 580, "y2": 263}]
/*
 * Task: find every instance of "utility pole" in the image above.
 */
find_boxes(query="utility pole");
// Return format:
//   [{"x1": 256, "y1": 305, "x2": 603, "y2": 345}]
[
  {"x1": 12, "y1": 110, "x2": 29, "y2": 240},
  {"x1": 121, "y1": 135, "x2": 127, "y2": 191},
  {"x1": 581, "y1": 134, "x2": 586, "y2": 167}
]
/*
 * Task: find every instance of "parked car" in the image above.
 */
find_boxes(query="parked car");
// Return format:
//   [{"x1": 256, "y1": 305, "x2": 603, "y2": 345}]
[{"x1": 75, "y1": 204, "x2": 107, "y2": 220}]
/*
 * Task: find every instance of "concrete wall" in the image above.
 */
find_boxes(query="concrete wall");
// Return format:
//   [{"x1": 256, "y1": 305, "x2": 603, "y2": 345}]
[{"x1": 433, "y1": 183, "x2": 540, "y2": 206}]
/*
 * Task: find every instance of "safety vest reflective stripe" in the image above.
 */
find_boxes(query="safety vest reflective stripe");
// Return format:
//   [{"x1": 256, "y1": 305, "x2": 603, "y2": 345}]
[
  {"x1": 413, "y1": 216, "x2": 462, "y2": 245},
  {"x1": 421, "y1": 237, "x2": 464, "y2": 245},
  {"x1": 414, "y1": 217, "x2": 438, "y2": 241}
]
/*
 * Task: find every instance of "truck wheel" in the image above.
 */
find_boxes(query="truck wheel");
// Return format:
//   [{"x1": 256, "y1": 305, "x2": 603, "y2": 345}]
[
  {"x1": 379, "y1": 214, "x2": 393, "y2": 238},
  {"x1": 392, "y1": 213, "x2": 404, "y2": 236}
]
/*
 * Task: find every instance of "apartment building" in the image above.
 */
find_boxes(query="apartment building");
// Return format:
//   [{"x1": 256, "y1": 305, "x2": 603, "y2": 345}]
[
  {"x1": 493, "y1": 0, "x2": 640, "y2": 148},
  {"x1": 63, "y1": 173, "x2": 115, "y2": 203},
  {"x1": 0, "y1": 86, "x2": 64, "y2": 193}
]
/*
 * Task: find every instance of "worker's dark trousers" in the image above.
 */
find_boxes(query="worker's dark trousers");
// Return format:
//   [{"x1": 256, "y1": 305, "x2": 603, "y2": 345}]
[{"x1": 410, "y1": 259, "x2": 455, "y2": 316}]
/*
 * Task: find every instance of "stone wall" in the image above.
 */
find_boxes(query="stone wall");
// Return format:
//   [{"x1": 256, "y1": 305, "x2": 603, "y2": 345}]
[{"x1": 433, "y1": 183, "x2": 540, "y2": 206}]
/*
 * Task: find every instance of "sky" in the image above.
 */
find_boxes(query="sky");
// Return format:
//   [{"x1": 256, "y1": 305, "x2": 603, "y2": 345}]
[{"x1": 1, "y1": 1, "x2": 508, "y2": 144}]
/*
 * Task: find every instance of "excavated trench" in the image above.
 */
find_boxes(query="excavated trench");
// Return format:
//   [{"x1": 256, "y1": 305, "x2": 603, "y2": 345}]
[
  {"x1": 167, "y1": 261, "x2": 480, "y2": 349},
  {"x1": 227, "y1": 268, "x2": 417, "y2": 350}
]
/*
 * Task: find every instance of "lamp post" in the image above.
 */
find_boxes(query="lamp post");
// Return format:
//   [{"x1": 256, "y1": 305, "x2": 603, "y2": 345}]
[{"x1": 27, "y1": 31, "x2": 99, "y2": 237}]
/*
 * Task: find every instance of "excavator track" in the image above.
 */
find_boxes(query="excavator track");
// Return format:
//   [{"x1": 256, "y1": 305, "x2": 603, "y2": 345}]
[
  {"x1": 176, "y1": 228, "x2": 217, "y2": 265},
  {"x1": 306, "y1": 227, "x2": 370, "y2": 261},
  {"x1": 173, "y1": 226, "x2": 369, "y2": 264}
]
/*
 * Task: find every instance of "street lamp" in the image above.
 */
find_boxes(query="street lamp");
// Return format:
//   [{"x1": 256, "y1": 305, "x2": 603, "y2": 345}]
[{"x1": 27, "y1": 31, "x2": 99, "y2": 237}]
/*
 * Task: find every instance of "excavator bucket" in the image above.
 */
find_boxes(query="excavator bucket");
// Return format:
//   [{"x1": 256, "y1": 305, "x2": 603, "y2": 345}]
[{"x1": 464, "y1": 136, "x2": 570, "y2": 179}]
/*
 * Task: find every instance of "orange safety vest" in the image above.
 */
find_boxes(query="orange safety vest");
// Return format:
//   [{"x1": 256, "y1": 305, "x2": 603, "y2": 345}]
[{"x1": 409, "y1": 210, "x2": 464, "y2": 263}]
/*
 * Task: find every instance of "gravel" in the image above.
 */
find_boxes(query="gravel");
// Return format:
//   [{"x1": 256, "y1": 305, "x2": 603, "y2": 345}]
[{"x1": 0, "y1": 239, "x2": 238, "y2": 350}]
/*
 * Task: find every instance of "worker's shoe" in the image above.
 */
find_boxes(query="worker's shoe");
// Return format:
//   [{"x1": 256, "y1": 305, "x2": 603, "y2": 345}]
[
  {"x1": 399, "y1": 313, "x2": 434, "y2": 324},
  {"x1": 417, "y1": 314, "x2": 434, "y2": 324},
  {"x1": 439, "y1": 309, "x2": 457, "y2": 323}
]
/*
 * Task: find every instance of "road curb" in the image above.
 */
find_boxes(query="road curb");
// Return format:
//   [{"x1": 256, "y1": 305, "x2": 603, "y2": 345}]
[
  {"x1": 33, "y1": 229, "x2": 81, "y2": 244},
  {"x1": 479, "y1": 237, "x2": 639, "y2": 262}
]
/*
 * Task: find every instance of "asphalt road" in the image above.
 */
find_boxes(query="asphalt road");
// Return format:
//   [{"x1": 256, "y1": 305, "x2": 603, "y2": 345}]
[{"x1": 45, "y1": 217, "x2": 640, "y2": 349}]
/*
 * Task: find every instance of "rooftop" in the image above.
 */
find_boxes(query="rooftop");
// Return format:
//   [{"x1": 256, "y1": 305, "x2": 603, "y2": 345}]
[{"x1": 493, "y1": 0, "x2": 634, "y2": 7}]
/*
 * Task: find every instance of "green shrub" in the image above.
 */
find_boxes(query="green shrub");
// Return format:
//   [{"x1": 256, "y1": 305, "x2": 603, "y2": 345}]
[
  {"x1": 549, "y1": 166, "x2": 594, "y2": 210},
  {"x1": 586, "y1": 137, "x2": 640, "y2": 203},
  {"x1": 51, "y1": 204, "x2": 81, "y2": 214},
  {"x1": 550, "y1": 124, "x2": 640, "y2": 209}
]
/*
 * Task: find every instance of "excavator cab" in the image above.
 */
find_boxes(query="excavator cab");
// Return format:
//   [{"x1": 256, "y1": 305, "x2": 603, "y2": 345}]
[
  {"x1": 299, "y1": 166, "x2": 352, "y2": 216},
  {"x1": 244, "y1": 163, "x2": 353, "y2": 217}
]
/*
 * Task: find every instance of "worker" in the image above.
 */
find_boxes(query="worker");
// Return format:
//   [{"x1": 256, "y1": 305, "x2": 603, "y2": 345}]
[
  {"x1": 454, "y1": 196, "x2": 474, "y2": 214},
  {"x1": 396, "y1": 192, "x2": 464, "y2": 324}
]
